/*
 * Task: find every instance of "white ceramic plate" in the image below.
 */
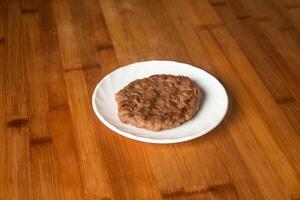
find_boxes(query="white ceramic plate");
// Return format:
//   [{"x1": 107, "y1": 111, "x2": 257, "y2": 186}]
[{"x1": 92, "y1": 61, "x2": 228, "y2": 143}]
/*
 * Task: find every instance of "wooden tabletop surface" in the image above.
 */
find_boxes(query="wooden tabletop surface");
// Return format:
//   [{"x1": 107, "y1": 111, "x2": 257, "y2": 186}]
[{"x1": 1, "y1": 0, "x2": 300, "y2": 199}]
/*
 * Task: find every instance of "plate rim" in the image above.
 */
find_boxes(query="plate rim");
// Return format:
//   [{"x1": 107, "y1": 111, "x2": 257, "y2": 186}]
[{"x1": 92, "y1": 60, "x2": 228, "y2": 144}]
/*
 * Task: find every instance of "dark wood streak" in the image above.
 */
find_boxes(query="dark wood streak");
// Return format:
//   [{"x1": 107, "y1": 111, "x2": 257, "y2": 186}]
[
  {"x1": 275, "y1": 96, "x2": 296, "y2": 105},
  {"x1": 278, "y1": 25, "x2": 295, "y2": 31},
  {"x1": 207, "y1": 182, "x2": 235, "y2": 192},
  {"x1": 96, "y1": 43, "x2": 113, "y2": 52},
  {"x1": 210, "y1": 1, "x2": 227, "y2": 7},
  {"x1": 161, "y1": 183, "x2": 235, "y2": 198},
  {"x1": 30, "y1": 136, "x2": 53, "y2": 145},
  {"x1": 0, "y1": 37, "x2": 5, "y2": 43},
  {"x1": 236, "y1": 15, "x2": 251, "y2": 20},
  {"x1": 7, "y1": 118, "x2": 29, "y2": 128},
  {"x1": 49, "y1": 103, "x2": 70, "y2": 111},
  {"x1": 64, "y1": 63, "x2": 101, "y2": 73},
  {"x1": 82, "y1": 63, "x2": 101, "y2": 69},
  {"x1": 20, "y1": 8, "x2": 38, "y2": 14}
]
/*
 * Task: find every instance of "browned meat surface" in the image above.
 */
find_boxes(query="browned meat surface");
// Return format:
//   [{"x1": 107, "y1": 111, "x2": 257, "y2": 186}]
[{"x1": 115, "y1": 74, "x2": 202, "y2": 131}]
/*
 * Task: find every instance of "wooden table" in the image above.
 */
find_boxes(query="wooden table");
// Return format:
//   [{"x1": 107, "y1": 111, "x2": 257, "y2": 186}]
[{"x1": 1, "y1": 0, "x2": 300, "y2": 199}]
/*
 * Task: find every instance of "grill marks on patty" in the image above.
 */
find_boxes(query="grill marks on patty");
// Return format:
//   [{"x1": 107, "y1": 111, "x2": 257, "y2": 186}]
[{"x1": 115, "y1": 75, "x2": 202, "y2": 131}]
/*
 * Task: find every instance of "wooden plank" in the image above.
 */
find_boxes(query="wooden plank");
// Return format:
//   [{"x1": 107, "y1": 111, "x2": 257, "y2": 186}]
[
  {"x1": 2, "y1": 2, "x2": 30, "y2": 199},
  {"x1": 29, "y1": 143, "x2": 59, "y2": 200},
  {"x1": 210, "y1": 125, "x2": 264, "y2": 200},
  {"x1": 99, "y1": 0, "x2": 190, "y2": 65},
  {"x1": 189, "y1": 0, "x2": 222, "y2": 26},
  {"x1": 159, "y1": 0, "x2": 213, "y2": 72},
  {"x1": 38, "y1": 0, "x2": 85, "y2": 199},
  {"x1": 64, "y1": 70, "x2": 114, "y2": 199},
  {"x1": 255, "y1": 20, "x2": 300, "y2": 84},
  {"x1": 0, "y1": 77, "x2": 5, "y2": 199},
  {"x1": 130, "y1": 0, "x2": 191, "y2": 62},
  {"x1": 0, "y1": 0, "x2": 7, "y2": 198},
  {"x1": 64, "y1": 0, "x2": 101, "y2": 69},
  {"x1": 253, "y1": 19, "x2": 300, "y2": 135},
  {"x1": 21, "y1": 1, "x2": 48, "y2": 138},
  {"x1": 215, "y1": 0, "x2": 300, "y2": 101},
  {"x1": 51, "y1": 0, "x2": 82, "y2": 70},
  {"x1": 48, "y1": 111, "x2": 84, "y2": 200},
  {"x1": 98, "y1": 0, "x2": 140, "y2": 64}
]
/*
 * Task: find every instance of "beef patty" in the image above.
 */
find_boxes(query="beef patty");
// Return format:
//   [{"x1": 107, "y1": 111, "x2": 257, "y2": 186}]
[{"x1": 115, "y1": 74, "x2": 202, "y2": 131}]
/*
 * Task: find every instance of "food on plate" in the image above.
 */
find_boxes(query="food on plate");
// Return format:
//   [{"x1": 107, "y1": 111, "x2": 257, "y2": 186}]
[{"x1": 115, "y1": 74, "x2": 202, "y2": 131}]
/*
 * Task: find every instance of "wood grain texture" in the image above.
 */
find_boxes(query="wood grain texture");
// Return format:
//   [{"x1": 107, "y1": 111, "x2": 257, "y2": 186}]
[{"x1": 1, "y1": 0, "x2": 300, "y2": 199}]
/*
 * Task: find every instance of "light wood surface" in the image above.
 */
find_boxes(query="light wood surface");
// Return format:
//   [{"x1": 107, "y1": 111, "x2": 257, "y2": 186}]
[{"x1": 1, "y1": 0, "x2": 300, "y2": 199}]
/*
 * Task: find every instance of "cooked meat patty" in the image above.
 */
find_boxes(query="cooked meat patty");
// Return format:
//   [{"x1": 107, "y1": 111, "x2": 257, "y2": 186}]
[{"x1": 115, "y1": 74, "x2": 202, "y2": 131}]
